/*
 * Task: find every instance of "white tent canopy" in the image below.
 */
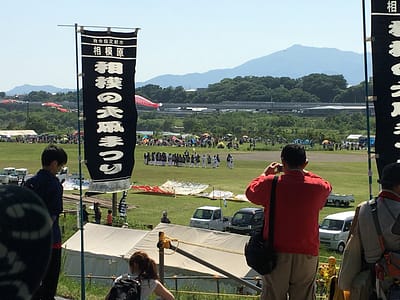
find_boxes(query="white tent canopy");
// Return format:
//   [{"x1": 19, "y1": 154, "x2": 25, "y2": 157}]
[
  {"x1": 62, "y1": 223, "x2": 257, "y2": 291},
  {"x1": 346, "y1": 134, "x2": 363, "y2": 141},
  {"x1": 0, "y1": 130, "x2": 37, "y2": 137},
  {"x1": 63, "y1": 224, "x2": 148, "y2": 279},
  {"x1": 126, "y1": 223, "x2": 254, "y2": 278}
]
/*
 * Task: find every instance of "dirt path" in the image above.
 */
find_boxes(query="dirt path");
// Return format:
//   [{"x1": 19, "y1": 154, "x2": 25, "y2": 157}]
[{"x1": 234, "y1": 150, "x2": 369, "y2": 163}]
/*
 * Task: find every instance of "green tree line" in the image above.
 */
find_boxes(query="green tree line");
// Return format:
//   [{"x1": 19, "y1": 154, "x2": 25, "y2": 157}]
[
  {"x1": 138, "y1": 111, "x2": 373, "y2": 144},
  {"x1": 2, "y1": 73, "x2": 372, "y2": 105},
  {"x1": 0, "y1": 104, "x2": 374, "y2": 145},
  {"x1": 0, "y1": 73, "x2": 374, "y2": 143},
  {"x1": 136, "y1": 74, "x2": 372, "y2": 104}
]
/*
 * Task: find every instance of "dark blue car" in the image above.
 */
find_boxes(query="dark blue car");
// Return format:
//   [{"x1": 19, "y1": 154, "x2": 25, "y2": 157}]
[{"x1": 226, "y1": 207, "x2": 264, "y2": 235}]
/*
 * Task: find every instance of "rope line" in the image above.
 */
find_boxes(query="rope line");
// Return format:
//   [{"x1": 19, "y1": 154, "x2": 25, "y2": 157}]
[
  {"x1": 165, "y1": 236, "x2": 344, "y2": 261},
  {"x1": 165, "y1": 235, "x2": 244, "y2": 255},
  {"x1": 178, "y1": 240, "x2": 244, "y2": 255}
]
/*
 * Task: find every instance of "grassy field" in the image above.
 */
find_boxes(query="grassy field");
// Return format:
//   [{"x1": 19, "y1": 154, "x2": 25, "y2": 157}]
[
  {"x1": 0, "y1": 142, "x2": 380, "y2": 299},
  {"x1": 0, "y1": 142, "x2": 379, "y2": 222}
]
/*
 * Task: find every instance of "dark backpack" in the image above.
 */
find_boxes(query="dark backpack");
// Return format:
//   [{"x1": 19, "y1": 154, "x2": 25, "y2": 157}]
[{"x1": 107, "y1": 277, "x2": 141, "y2": 300}]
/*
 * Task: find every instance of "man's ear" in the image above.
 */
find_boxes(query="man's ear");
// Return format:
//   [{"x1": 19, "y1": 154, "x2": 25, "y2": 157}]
[{"x1": 302, "y1": 159, "x2": 309, "y2": 168}]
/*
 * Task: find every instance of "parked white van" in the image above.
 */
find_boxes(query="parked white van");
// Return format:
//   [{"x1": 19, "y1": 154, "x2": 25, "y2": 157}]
[
  {"x1": 319, "y1": 211, "x2": 355, "y2": 253},
  {"x1": 189, "y1": 206, "x2": 229, "y2": 231}
]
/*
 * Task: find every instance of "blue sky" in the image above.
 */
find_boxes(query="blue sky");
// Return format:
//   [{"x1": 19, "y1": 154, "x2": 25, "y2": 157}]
[{"x1": 0, "y1": 0, "x2": 370, "y2": 92}]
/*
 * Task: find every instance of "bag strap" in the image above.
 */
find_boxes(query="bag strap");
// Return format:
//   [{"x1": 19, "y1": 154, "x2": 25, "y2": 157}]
[
  {"x1": 268, "y1": 175, "x2": 279, "y2": 244},
  {"x1": 379, "y1": 197, "x2": 400, "y2": 235},
  {"x1": 346, "y1": 204, "x2": 360, "y2": 243},
  {"x1": 369, "y1": 198, "x2": 386, "y2": 252}
]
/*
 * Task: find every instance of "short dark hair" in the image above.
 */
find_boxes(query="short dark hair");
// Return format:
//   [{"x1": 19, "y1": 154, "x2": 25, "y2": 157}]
[
  {"x1": 281, "y1": 144, "x2": 307, "y2": 168},
  {"x1": 379, "y1": 162, "x2": 400, "y2": 189},
  {"x1": 41, "y1": 144, "x2": 68, "y2": 167}
]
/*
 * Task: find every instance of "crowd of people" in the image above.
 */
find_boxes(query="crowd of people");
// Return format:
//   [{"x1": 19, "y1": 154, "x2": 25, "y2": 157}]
[{"x1": 143, "y1": 150, "x2": 234, "y2": 169}]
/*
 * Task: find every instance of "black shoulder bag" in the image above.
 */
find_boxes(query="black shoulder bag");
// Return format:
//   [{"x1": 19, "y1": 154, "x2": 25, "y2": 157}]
[
  {"x1": 106, "y1": 276, "x2": 141, "y2": 300},
  {"x1": 244, "y1": 175, "x2": 278, "y2": 275}
]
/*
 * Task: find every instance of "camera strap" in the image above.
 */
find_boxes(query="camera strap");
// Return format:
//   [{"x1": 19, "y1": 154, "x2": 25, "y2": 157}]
[{"x1": 268, "y1": 175, "x2": 279, "y2": 245}]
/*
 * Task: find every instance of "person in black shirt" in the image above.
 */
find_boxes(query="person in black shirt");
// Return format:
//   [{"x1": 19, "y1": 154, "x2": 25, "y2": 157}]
[
  {"x1": 24, "y1": 144, "x2": 68, "y2": 300},
  {"x1": 82, "y1": 204, "x2": 89, "y2": 223}
]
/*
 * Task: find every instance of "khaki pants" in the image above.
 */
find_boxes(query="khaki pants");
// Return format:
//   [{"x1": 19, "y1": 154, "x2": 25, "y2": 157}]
[{"x1": 261, "y1": 253, "x2": 318, "y2": 300}]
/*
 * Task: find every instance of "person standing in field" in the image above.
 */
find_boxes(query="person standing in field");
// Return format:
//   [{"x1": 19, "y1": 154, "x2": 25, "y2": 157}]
[
  {"x1": 82, "y1": 204, "x2": 89, "y2": 224},
  {"x1": 245, "y1": 144, "x2": 332, "y2": 300},
  {"x1": 94, "y1": 202, "x2": 102, "y2": 224},
  {"x1": 160, "y1": 210, "x2": 171, "y2": 223},
  {"x1": 106, "y1": 209, "x2": 113, "y2": 226},
  {"x1": 24, "y1": 144, "x2": 68, "y2": 300}
]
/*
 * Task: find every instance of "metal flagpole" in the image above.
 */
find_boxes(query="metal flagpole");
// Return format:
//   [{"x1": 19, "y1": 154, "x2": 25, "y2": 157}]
[
  {"x1": 74, "y1": 23, "x2": 86, "y2": 300},
  {"x1": 361, "y1": 0, "x2": 373, "y2": 200},
  {"x1": 60, "y1": 24, "x2": 140, "y2": 299}
]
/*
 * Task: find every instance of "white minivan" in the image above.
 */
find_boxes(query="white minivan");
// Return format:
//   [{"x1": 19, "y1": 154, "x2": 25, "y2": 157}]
[
  {"x1": 189, "y1": 206, "x2": 229, "y2": 231},
  {"x1": 319, "y1": 211, "x2": 355, "y2": 253}
]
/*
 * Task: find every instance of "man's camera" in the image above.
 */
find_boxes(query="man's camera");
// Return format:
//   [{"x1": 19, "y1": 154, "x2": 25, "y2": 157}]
[{"x1": 277, "y1": 164, "x2": 283, "y2": 172}]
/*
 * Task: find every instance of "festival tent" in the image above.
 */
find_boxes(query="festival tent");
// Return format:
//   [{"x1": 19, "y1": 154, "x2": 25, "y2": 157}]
[
  {"x1": 0, "y1": 130, "x2": 37, "y2": 137},
  {"x1": 346, "y1": 134, "x2": 363, "y2": 141},
  {"x1": 62, "y1": 223, "x2": 257, "y2": 291},
  {"x1": 62, "y1": 223, "x2": 149, "y2": 279}
]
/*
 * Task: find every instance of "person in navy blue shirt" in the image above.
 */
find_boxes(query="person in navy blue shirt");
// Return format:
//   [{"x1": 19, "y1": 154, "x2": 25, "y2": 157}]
[{"x1": 25, "y1": 144, "x2": 68, "y2": 300}]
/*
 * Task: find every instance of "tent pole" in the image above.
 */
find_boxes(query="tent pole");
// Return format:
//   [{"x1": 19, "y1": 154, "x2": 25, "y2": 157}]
[{"x1": 158, "y1": 232, "x2": 165, "y2": 284}]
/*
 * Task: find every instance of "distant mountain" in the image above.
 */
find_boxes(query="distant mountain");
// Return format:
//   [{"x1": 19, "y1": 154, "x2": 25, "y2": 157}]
[
  {"x1": 6, "y1": 84, "x2": 74, "y2": 96},
  {"x1": 138, "y1": 44, "x2": 372, "y2": 88},
  {"x1": 5, "y1": 45, "x2": 372, "y2": 95}
]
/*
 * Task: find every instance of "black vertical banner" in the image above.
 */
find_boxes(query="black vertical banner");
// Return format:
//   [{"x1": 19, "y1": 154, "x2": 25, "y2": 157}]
[
  {"x1": 81, "y1": 29, "x2": 137, "y2": 193},
  {"x1": 371, "y1": 1, "x2": 400, "y2": 177}
]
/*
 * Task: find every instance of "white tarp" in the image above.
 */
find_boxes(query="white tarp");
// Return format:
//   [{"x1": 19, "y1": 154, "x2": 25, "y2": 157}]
[
  {"x1": 197, "y1": 190, "x2": 234, "y2": 200},
  {"x1": 62, "y1": 178, "x2": 90, "y2": 191},
  {"x1": 159, "y1": 180, "x2": 209, "y2": 195},
  {"x1": 62, "y1": 223, "x2": 257, "y2": 290}
]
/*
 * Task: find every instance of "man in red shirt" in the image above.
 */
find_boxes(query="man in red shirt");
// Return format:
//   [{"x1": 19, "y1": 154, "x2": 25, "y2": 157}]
[{"x1": 246, "y1": 144, "x2": 332, "y2": 300}]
